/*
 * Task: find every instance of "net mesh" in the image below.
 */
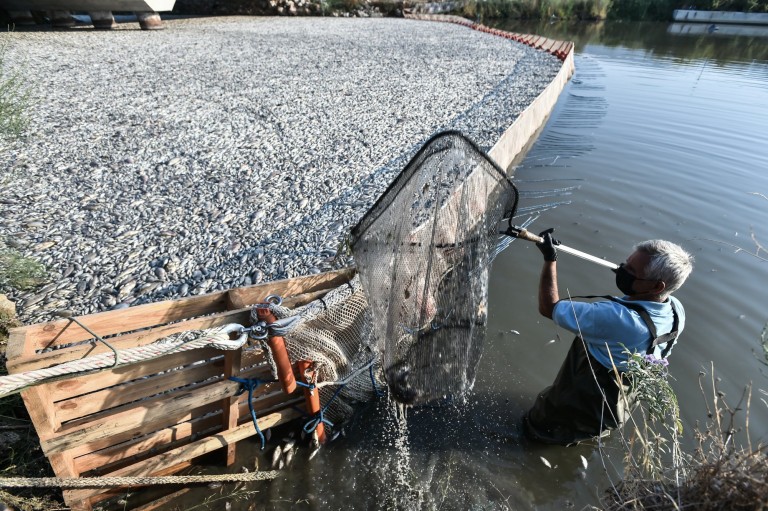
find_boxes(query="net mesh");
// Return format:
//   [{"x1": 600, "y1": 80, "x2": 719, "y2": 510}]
[
  {"x1": 254, "y1": 277, "x2": 382, "y2": 424},
  {"x1": 252, "y1": 131, "x2": 518, "y2": 425},
  {"x1": 349, "y1": 131, "x2": 518, "y2": 406}
]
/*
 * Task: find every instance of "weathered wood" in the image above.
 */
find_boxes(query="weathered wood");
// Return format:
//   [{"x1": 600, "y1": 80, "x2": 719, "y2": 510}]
[
  {"x1": 5, "y1": 268, "x2": 355, "y2": 511},
  {"x1": 109, "y1": 407, "x2": 302, "y2": 478},
  {"x1": 19, "y1": 386, "x2": 61, "y2": 441},
  {"x1": 43, "y1": 369, "x2": 283, "y2": 456},
  {"x1": 69, "y1": 407, "x2": 302, "y2": 502},
  {"x1": 70, "y1": 461, "x2": 196, "y2": 511},
  {"x1": 6, "y1": 310, "x2": 250, "y2": 374},
  {"x1": 13, "y1": 268, "x2": 352, "y2": 354},
  {"x1": 74, "y1": 413, "x2": 222, "y2": 475},
  {"x1": 55, "y1": 351, "x2": 267, "y2": 423},
  {"x1": 222, "y1": 348, "x2": 242, "y2": 466},
  {"x1": 49, "y1": 347, "x2": 237, "y2": 402}
]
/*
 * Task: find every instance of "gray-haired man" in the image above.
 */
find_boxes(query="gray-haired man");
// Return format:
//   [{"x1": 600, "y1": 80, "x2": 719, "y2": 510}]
[{"x1": 524, "y1": 233, "x2": 694, "y2": 445}]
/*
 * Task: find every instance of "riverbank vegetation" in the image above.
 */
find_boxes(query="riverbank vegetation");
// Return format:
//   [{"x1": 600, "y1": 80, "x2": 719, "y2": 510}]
[{"x1": 459, "y1": 0, "x2": 768, "y2": 22}]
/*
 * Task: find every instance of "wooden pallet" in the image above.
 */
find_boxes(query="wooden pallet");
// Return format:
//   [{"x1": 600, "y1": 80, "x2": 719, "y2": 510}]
[{"x1": 5, "y1": 268, "x2": 355, "y2": 510}]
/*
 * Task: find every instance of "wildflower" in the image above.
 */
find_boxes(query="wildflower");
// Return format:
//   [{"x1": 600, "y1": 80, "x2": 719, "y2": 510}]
[{"x1": 643, "y1": 354, "x2": 669, "y2": 367}]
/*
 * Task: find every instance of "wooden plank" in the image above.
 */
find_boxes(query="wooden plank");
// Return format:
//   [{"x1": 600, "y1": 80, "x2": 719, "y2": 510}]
[
  {"x1": 18, "y1": 269, "x2": 353, "y2": 351},
  {"x1": 74, "y1": 393, "x2": 302, "y2": 475},
  {"x1": 50, "y1": 347, "x2": 225, "y2": 402},
  {"x1": 55, "y1": 352, "x2": 268, "y2": 423},
  {"x1": 132, "y1": 488, "x2": 191, "y2": 511},
  {"x1": 108, "y1": 407, "x2": 302, "y2": 478},
  {"x1": 19, "y1": 386, "x2": 61, "y2": 441},
  {"x1": 67, "y1": 407, "x2": 302, "y2": 503},
  {"x1": 5, "y1": 328, "x2": 32, "y2": 360},
  {"x1": 43, "y1": 375, "x2": 287, "y2": 456},
  {"x1": 44, "y1": 378, "x2": 248, "y2": 455},
  {"x1": 222, "y1": 348, "x2": 242, "y2": 466},
  {"x1": 21, "y1": 293, "x2": 230, "y2": 351},
  {"x1": 51, "y1": 347, "x2": 265, "y2": 411},
  {"x1": 75, "y1": 413, "x2": 223, "y2": 475}
]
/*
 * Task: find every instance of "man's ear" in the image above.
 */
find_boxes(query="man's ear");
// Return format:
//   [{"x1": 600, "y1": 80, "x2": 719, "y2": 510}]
[{"x1": 653, "y1": 280, "x2": 667, "y2": 295}]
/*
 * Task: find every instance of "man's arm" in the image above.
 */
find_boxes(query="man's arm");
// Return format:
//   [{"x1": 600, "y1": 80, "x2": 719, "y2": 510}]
[
  {"x1": 539, "y1": 261, "x2": 559, "y2": 319},
  {"x1": 536, "y1": 229, "x2": 560, "y2": 319}
]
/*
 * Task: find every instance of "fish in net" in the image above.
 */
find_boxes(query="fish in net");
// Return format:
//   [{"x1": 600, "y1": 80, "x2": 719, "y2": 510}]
[{"x1": 350, "y1": 131, "x2": 518, "y2": 406}]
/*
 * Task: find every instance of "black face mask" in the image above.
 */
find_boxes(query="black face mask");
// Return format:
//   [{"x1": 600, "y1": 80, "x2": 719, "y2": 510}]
[{"x1": 613, "y1": 264, "x2": 637, "y2": 296}]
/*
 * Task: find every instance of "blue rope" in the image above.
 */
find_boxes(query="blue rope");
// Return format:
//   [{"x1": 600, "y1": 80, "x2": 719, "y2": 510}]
[
  {"x1": 295, "y1": 381, "x2": 344, "y2": 435},
  {"x1": 229, "y1": 376, "x2": 275, "y2": 450}
]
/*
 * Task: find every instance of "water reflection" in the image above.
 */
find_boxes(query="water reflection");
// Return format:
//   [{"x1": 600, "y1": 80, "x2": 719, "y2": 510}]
[{"x1": 490, "y1": 20, "x2": 768, "y2": 63}]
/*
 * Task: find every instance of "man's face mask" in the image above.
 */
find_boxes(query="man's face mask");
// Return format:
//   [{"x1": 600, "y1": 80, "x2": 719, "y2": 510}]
[{"x1": 614, "y1": 263, "x2": 638, "y2": 296}]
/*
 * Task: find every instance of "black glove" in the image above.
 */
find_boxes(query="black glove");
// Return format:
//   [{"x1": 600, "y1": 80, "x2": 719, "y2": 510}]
[{"x1": 537, "y1": 228, "x2": 560, "y2": 262}]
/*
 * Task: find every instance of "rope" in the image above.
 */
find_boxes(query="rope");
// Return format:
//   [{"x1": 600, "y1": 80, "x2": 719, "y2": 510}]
[
  {"x1": 297, "y1": 381, "x2": 343, "y2": 434},
  {"x1": 0, "y1": 324, "x2": 248, "y2": 398},
  {"x1": 229, "y1": 376, "x2": 277, "y2": 450},
  {"x1": 0, "y1": 471, "x2": 280, "y2": 488}
]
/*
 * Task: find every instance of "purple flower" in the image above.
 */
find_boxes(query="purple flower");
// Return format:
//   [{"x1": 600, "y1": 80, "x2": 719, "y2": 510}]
[{"x1": 643, "y1": 354, "x2": 669, "y2": 367}]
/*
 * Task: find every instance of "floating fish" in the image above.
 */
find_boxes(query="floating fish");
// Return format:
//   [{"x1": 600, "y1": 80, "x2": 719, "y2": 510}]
[
  {"x1": 580, "y1": 455, "x2": 588, "y2": 470},
  {"x1": 540, "y1": 456, "x2": 552, "y2": 469}
]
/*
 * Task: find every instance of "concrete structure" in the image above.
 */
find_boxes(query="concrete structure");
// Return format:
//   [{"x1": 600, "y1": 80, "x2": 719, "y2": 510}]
[
  {"x1": 669, "y1": 22, "x2": 768, "y2": 37},
  {"x1": 1, "y1": 0, "x2": 174, "y2": 29},
  {"x1": 672, "y1": 9, "x2": 768, "y2": 26}
]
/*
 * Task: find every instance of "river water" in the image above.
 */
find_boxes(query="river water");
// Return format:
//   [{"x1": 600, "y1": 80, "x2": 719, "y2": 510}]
[{"x1": 173, "y1": 21, "x2": 768, "y2": 511}]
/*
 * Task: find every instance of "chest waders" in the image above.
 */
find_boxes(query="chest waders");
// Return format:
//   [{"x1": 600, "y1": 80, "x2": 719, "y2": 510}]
[{"x1": 523, "y1": 297, "x2": 680, "y2": 445}]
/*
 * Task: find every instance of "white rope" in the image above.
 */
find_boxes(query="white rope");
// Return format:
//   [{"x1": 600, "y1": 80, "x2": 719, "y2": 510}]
[
  {"x1": 0, "y1": 324, "x2": 247, "y2": 398},
  {"x1": 0, "y1": 471, "x2": 279, "y2": 488}
]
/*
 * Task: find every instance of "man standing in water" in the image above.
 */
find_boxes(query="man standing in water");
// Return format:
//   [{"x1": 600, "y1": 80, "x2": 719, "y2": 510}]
[{"x1": 524, "y1": 232, "x2": 693, "y2": 445}]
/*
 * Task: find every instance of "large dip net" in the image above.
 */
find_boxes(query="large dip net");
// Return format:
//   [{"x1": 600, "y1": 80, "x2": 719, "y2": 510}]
[
  {"x1": 258, "y1": 131, "x2": 518, "y2": 427},
  {"x1": 349, "y1": 131, "x2": 518, "y2": 406}
]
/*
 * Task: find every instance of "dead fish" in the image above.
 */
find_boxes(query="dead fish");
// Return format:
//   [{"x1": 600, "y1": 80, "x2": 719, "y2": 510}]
[
  {"x1": 510, "y1": 330, "x2": 520, "y2": 335},
  {"x1": 540, "y1": 456, "x2": 552, "y2": 469},
  {"x1": 580, "y1": 455, "x2": 588, "y2": 470},
  {"x1": 278, "y1": 459, "x2": 284, "y2": 470},
  {"x1": 309, "y1": 447, "x2": 320, "y2": 461},
  {"x1": 271, "y1": 445, "x2": 282, "y2": 469},
  {"x1": 284, "y1": 448, "x2": 295, "y2": 467},
  {"x1": 282, "y1": 439, "x2": 295, "y2": 452}
]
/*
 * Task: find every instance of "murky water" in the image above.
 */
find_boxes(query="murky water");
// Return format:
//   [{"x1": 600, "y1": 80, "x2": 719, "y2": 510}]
[{"x1": 168, "y1": 21, "x2": 768, "y2": 511}]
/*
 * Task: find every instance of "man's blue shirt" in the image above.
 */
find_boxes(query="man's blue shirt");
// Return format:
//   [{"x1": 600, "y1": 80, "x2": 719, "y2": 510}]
[{"x1": 552, "y1": 296, "x2": 685, "y2": 370}]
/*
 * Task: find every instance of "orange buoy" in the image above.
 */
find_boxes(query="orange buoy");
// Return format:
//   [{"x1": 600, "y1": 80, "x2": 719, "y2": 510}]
[
  {"x1": 255, "y1": 305, "x2": 297, "y2": 394},
  {"x1": 297, "y1": 360, "x2": 327, "y2": 444}
]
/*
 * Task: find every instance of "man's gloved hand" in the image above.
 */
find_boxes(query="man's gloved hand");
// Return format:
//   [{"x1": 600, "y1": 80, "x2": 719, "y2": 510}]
[{"x1": 537, "y1": 228, "x2": 560, "y2": 262}]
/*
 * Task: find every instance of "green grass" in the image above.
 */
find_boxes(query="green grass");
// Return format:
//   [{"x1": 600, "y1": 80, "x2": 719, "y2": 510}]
[
  {"x1": 0, "y1": 39, "x2": 30, "y2": 141},
  {"x1": 0, "y1": 246, "x2": 47, "y2": 292}
]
